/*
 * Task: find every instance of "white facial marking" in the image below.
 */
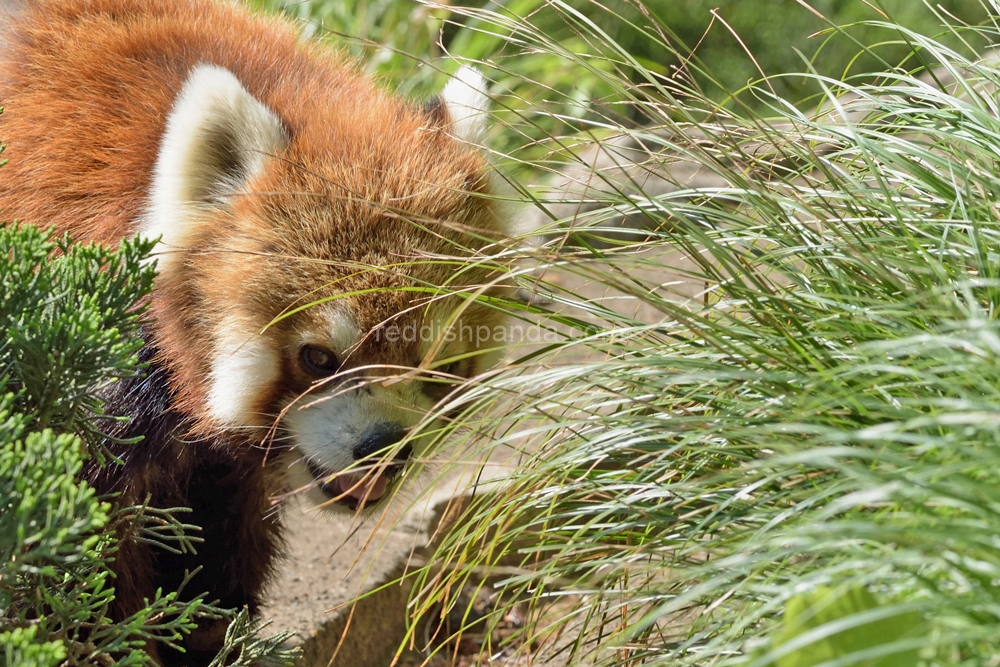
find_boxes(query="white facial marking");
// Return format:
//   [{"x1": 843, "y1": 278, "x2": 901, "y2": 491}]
[
  {"x1": 143, "y1": 64, "x2": 287, "y2": 275},
  {"x1": 207, "y1": 325, "x2": 279, "y2": 426},
  {"x1": 284, "y1": 380, "x2": 430, "y2": 468},
  {"x1": 441, "y1": 66, "x2": 490, "y2": 145},
  {"x1": 322, "y1": 306, "x2": 363, "y2": 356}
]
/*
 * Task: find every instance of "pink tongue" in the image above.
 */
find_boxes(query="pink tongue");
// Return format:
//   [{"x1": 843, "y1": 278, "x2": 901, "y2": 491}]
[{"x1": 337, "y1": 473, "x2": 388, "y2": 503}]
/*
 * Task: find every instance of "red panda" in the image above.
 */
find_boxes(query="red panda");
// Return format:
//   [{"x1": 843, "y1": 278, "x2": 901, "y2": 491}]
[{"x1": 0, "y1": 0, "x2": 509, "y2": 663}]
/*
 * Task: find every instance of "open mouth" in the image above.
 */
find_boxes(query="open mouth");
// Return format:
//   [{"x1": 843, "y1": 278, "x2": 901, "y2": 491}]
[{"x1": 305, "y1": 460, "x2": 401, "y2": 511}]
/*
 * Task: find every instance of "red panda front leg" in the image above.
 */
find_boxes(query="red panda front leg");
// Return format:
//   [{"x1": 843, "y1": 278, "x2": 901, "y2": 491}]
[{"x1": 88, "y1": 341, "x2": 284, "y2": 667}]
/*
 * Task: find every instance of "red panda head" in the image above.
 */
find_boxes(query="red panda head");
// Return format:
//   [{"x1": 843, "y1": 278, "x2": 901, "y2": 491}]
[{"x1": 142, "y1": 63, "x2": 509, "y2": 512}]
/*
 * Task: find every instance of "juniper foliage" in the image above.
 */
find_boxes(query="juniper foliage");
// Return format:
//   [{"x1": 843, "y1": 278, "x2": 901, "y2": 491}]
[{"x1": 0, "y1": 223, "x2": 296, "y2": 666}]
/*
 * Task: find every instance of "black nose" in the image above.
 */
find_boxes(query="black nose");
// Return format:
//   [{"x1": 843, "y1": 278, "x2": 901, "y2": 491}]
[{"x1": 352, "y1": 424, "x2": 410, "y2": 463}]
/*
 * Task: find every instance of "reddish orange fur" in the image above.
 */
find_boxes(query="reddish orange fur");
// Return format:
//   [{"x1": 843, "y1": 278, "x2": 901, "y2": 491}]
[
  {"x1": 0, "y1": 1, "x2": 506, "y2": 663},
  {"x1": 0, "y1": 0, "x2": 504, "y2": 426}
]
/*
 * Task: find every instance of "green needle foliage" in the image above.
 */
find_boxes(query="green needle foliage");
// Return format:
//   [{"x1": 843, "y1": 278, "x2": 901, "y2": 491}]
[
  {"x1": 0, "y1": 224, "x2": 155, "y2": 459},
  {"x1": 0, "y1": 223, "x2": 296, "y2": 666}
]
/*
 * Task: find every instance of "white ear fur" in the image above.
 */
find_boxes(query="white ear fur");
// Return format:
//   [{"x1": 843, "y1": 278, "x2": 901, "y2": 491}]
[
  {"x1": 143, "y1": 64, "x2": 287, "y2": 274},
  {"x1": 440, "y1": 66, "x2": 490, "y2": 144}
]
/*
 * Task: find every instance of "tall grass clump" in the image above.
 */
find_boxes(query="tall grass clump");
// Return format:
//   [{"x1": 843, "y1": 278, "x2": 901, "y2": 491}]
[{"x1": 391, "y1": 2, "x2": 1000, "y2": 666}]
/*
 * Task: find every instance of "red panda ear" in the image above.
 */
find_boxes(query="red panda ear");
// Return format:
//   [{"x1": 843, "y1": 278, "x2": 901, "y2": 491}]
[
  {"x1": 436, "y1": 66, "x2": 490, "y2": 145},
  {"x1": 142, "y1": 64, "x2": 288, "y2": 275}
]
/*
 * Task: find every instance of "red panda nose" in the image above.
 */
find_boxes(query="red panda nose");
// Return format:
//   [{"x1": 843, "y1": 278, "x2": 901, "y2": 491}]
[{"x1": 353, "y1": 424, "x2": 409, "y2": 464}]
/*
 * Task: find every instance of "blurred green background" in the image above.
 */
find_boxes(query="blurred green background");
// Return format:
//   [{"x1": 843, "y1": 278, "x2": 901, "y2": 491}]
[
  {"x1": 583, "y1": 0, "x2": 992, "y2": 103},
  {"x1": 250, "y1": 0, "x2": 993, "y2": 169},
  {"x1": 253, "y1": 0, "x2": 991, "y2": 101}
]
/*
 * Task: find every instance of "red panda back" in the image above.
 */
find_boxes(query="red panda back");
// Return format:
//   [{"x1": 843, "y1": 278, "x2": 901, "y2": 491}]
[{"x1": 0, "y1": 0, "x2": 376, "y2": 244}]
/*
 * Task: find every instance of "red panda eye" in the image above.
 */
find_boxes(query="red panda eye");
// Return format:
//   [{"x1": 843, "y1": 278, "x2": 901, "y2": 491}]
[{"x1": 300, "y1": 345, "x2": 339, "y2": 377}]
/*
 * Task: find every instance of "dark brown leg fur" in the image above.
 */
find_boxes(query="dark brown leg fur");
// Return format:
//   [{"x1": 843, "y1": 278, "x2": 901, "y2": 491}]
[{"x1": 85, "y1": 341, "x2": 284, "y2": 666}]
